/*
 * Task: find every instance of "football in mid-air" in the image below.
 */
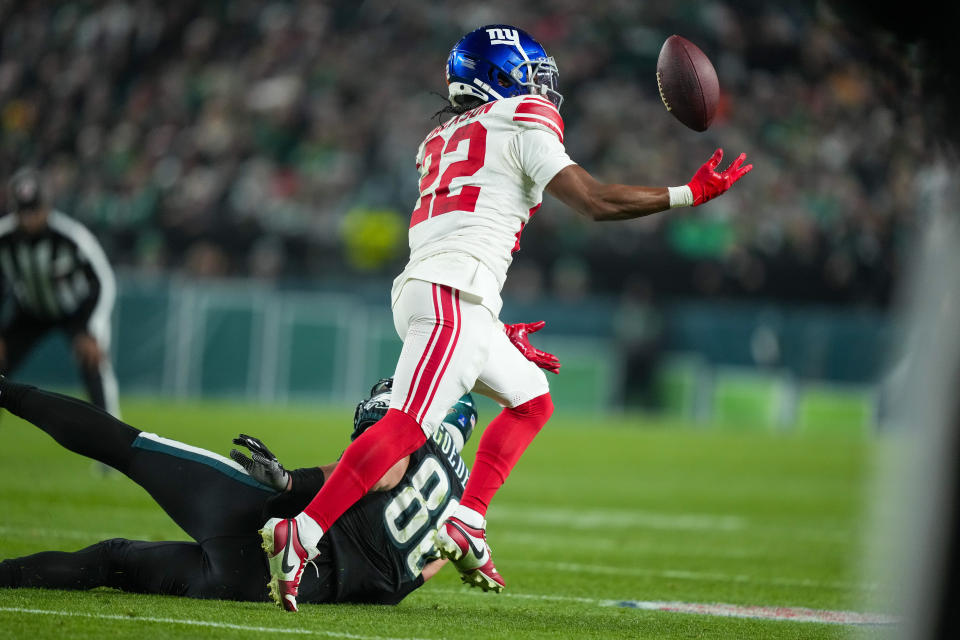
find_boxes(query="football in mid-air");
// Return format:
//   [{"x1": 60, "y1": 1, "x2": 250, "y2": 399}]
[{"x1": 656, "y1": 35, "x2": 719, "y2": 132}]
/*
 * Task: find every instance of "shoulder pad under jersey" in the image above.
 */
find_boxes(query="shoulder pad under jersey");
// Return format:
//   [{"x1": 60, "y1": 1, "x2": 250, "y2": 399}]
[{"x1": 504, "y1": 95, "x2": 565, "y2": 143}]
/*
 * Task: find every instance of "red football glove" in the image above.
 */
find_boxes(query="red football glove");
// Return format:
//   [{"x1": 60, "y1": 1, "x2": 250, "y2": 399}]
[
  {"x1": 504, "y1": 321, "x2": 561, "y2": 374},
  {"x1": 686, "y1": 148, "x2": 753, "y2": 206}
]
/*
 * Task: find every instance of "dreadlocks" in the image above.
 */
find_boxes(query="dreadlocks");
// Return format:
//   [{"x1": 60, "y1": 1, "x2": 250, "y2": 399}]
[{"x1": 432, "y1": 93, "x2": 486, "y2": 123}]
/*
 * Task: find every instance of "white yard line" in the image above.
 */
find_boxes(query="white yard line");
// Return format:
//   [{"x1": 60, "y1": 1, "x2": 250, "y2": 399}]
[
  {"x1": 0, "y1": 607, "x2": 431, "y2": 640},
  {"x1": 490, "y1": 505, "x2": 859, "y2": 543},
  {"x1": 508, "y1": 560, "x2": 875, "y2": 591},
  {"x1": 499, "y1": 531, "x2": 761, "y2": 559},
  {"x1": 431, "y1": 590, "x2": 895, "y2": 626},
  {"x1": 489, "y1": 505, "x2": 746, "y2": 531},
  {"x1": 1, "y1": 599, "x2": 897, "y2": 629},
  {"x1": 603, "y1": 600, "x2": 896, "y2": 625}
]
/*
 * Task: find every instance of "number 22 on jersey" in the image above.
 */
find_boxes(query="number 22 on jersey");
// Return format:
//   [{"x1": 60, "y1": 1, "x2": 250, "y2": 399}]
[{"x1": 410, "y1": 121, "x2": 487, "y2": 228}]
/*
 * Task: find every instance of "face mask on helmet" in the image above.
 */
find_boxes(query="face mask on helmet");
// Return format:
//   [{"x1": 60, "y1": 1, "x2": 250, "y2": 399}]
[
  {"x1": 529, "y1": 59, "x2": 561, "y2": 106},
  {"x1": 508, "y1": 57, "x2": 562, "y2": 108}
]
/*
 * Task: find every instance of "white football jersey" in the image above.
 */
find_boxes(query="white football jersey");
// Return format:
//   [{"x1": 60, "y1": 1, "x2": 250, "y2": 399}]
[{"x1": 391, "y1": 95, "x2": 576, "y2": 317}]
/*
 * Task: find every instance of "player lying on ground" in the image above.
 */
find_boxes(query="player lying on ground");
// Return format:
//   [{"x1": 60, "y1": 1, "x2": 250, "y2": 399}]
[
  {"x1": 0, "y1": 377, "x2": 476, "y2": 606},
  {"x1": 260, "y1": 23, "x2": 752, "y2": 611}
]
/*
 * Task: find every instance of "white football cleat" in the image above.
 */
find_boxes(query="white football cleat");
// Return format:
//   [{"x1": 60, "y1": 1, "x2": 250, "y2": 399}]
[
  {"x1": 435, "y1": 516, "x2": 505, "y2": 592},
  {"x1": 259, "y1": 517, "x2": 316, "y2": 612}
]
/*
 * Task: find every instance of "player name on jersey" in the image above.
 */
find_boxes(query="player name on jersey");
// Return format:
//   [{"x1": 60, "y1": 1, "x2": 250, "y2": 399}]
[
  {"x1": 425, "y1": 101, "x2": 495, "y2": 140},
  {"x1": 431, "y1": 425, "x2": 470, "y2": 487}
]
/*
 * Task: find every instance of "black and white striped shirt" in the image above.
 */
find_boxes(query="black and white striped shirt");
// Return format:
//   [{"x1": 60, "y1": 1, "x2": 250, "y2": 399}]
[{"x1": 0, "y1": 211, "x2": 115, "y2": 339}]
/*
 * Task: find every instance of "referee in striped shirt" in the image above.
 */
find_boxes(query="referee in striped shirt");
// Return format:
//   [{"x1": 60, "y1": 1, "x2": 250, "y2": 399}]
[{"x1": 0, "y1": 168, "x2": 119, "y2": 417}]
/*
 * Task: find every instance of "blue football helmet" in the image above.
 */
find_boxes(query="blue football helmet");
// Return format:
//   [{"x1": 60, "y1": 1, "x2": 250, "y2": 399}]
[
  {"x1": 351, "y1": 377, "x2": 478, "y2": 455},
  {"x1": 447, "y1": 24, "x2": 562, "y2": 109}
]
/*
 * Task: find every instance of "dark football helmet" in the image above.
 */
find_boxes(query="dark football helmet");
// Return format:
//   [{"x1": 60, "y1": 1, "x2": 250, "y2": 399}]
[{"x1": 351, "y1": 377, "x2": 477, "y2": 453}]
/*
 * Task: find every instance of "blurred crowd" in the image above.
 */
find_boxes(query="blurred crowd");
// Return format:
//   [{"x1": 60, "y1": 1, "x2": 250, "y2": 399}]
[{"x1": 0, "y1": 0, "x2": 931, "y2": 306}]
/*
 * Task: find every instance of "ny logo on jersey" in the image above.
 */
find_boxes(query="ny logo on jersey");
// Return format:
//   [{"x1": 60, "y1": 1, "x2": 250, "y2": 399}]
[{"x1": 486, "y1": 27, "x2": 521, "y2": 48}]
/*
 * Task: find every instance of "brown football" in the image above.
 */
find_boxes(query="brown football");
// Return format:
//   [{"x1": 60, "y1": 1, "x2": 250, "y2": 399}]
[{"x1": 656, "y1": 35, "x2": 719, "y2": 132}]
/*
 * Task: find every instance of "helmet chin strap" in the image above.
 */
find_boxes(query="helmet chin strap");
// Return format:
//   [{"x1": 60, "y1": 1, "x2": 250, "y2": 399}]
[
  {"x1": 447, "y1": 81, "x2": 488, "y2": 106},
  {"x1": 472, "y1": 78, "x2": 504, "y2": 100}
]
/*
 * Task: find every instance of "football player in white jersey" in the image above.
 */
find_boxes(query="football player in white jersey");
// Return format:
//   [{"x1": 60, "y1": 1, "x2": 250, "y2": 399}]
[{"x1": 260, "y1": 24, "x2": 752, "y2": 611}]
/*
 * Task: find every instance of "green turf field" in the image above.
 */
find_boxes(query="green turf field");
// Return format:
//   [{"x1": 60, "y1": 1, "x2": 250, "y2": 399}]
[{"x1": 0, "y1": 396, "x2": 892, "y2": 639}]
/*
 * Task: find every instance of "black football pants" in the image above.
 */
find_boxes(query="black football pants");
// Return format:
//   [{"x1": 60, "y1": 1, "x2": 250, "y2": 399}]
[
  {"x1": 0, "y1": 383, "x2": 273, "y2": 601},
  {"x1": 1, "y1": 311, "x2": 117, "y2": 416}
]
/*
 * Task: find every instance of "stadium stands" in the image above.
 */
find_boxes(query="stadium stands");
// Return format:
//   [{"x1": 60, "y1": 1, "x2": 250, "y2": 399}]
[{"x1": 0, "y1": 1, "x2": 920, "y2": 305}]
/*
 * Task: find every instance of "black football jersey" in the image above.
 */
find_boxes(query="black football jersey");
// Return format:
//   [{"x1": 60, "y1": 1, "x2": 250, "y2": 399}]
[{"x1": 299, "y1": 427, "x2": 469, "y2": 604}]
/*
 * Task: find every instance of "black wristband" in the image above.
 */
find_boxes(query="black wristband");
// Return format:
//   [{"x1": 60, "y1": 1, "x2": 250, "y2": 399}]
[
  {"x1": 262, "y1": 466, "x2": 326, "y2": 520},
  {"x1": 0, "y1": 379, "x2": 34, "y2": 412},
  {"x1": 288, "y1": 466, "x2": 326, "y2": 500}
]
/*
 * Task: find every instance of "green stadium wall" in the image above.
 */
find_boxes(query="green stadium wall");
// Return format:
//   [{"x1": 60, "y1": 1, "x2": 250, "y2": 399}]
[{"x1": 13, "y1": 275, "x2": 886, "y2": 430}]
